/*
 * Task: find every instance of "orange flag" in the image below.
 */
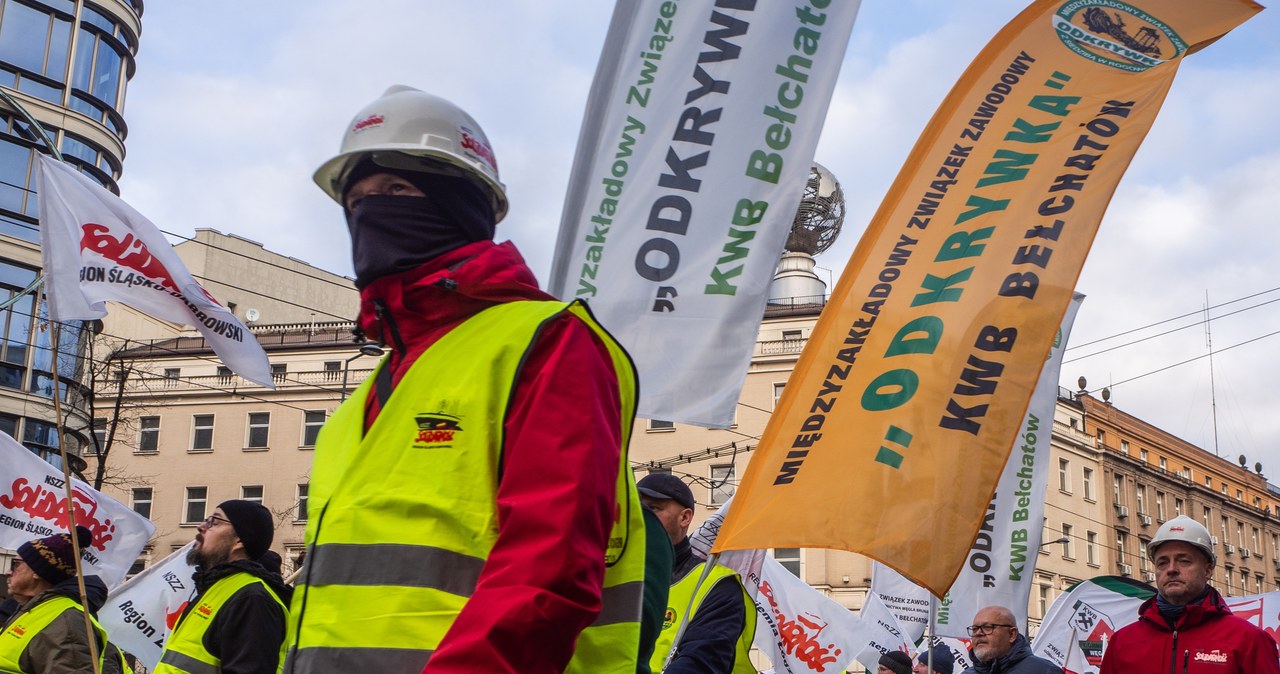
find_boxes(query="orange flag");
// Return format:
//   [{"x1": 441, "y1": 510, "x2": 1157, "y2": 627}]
[{"x1": 713, "y1": 0, "x2": 1262, "y2": 596}]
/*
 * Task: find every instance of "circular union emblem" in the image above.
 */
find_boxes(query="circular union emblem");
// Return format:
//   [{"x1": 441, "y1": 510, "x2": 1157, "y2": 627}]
[
  {"x1": 1051, "y1": 0, "x2": 1186, "y2": 72},
  {"x1": 662, "y1": 607, "x2": 677, "y2": 630}
]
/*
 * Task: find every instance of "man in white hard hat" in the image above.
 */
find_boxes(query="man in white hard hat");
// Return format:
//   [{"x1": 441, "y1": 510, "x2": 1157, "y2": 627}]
[
  {"x1": 1099, "y1": 515, "x2": 1280, "y2": 673},
  {"x1": 283, "y1": 86, "x2": 646, "y2": 674}
]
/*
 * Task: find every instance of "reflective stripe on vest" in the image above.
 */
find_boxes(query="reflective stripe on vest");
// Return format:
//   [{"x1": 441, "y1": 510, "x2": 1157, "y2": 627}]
[
  {"x1": 650, "y1": 562, "x2": 757, "y2": 674},
  {"x1": 285, "y1": 300, "x2": 645, "y2": 674},
  {"x1": 154, "y1": 572, "x2": 287, "y2": 674},
  {"x1": 0, "y1": 594, "x2": 107, "y2": 673}
]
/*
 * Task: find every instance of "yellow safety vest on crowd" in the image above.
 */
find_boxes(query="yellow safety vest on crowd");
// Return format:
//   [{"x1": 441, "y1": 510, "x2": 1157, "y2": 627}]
[
  {"x1": 651, "y1": 562, "x2": 757, "y2": 674},
  {"x1": 0, "y1": 594, "x2": 107, "y2": 673},
  {"x1": 154, "y1": 573, "x2": 287, "y2": 674},
  {"x1": 285, "y1": 300, "x2": 645, "y2": 673}
]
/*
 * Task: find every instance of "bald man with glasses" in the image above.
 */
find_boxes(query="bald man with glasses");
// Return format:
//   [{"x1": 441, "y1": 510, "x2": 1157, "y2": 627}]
[{"x1": 960, "y1": 606, "x2": 1061, "y2": 674}]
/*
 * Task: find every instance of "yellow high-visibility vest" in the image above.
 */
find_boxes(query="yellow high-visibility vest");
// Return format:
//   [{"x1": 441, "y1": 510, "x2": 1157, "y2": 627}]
[
  {"x1": 153, "y1": 572, "x2": 287, "y2": 674},
  {"x1": 650, "y1": 562, "x2": 757, "y2": 674},
  {"x1": 0, "y1": 594, "x2": 107, "y2": 673},
  {"x1": 285, "y1": 300, "x2": 645, "y2": 673}
]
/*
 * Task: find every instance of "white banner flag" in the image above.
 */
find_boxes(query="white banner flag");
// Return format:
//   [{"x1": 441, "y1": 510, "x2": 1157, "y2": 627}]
[
  {"x1": 750, "y1": 555, "x2": 865, "y2": 674},
  {"x1": 0, "y1": 431, "x2": 154, "y2": 587},
  {"x1": 869, "y1": 562, "x2": 932, "y2": 644},
  {"x1": 549, "y1": 0, "x2": 860, "y2": 427},
  {"x1": 36, "y1": 154, "x2": 272, "y2": 388},
  {"x1": 100, "y1": 542, "x2": 197, "y2": 670},
  {"x1": 852, "y1": 591, "x2": 914, "y2": 672}
]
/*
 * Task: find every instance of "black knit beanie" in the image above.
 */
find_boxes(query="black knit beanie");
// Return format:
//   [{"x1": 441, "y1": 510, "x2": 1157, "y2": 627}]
[
  {"x1": 18, "y1": 526, "x2": 92, "y2": 584},
  {"x1": 217, "y1": 500, "x2": 274, "y2": 560},
  {"x1": 879, "y1": 650, "x2": 913, "y2": 674}
]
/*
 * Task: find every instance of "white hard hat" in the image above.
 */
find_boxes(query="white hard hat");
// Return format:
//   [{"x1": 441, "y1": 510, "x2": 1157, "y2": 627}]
[
  {"x1": 314, "y1": 85, "x2": 508, "y2": 222},
  {"x1": 1147, "y1": 515, "x2": 1215, "y2": 564}
]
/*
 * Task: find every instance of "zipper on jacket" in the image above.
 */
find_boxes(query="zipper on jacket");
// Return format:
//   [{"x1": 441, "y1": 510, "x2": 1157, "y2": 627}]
[
  {"x1": 372, "y1": 299, "x2": 407, "y2": 355},
  {"x1": 1169, "y1": 629, "x2": 1178, "y2": 674},
  {"x1": 1182, "y1": 648, "x2": 1189, "y2": 674}
]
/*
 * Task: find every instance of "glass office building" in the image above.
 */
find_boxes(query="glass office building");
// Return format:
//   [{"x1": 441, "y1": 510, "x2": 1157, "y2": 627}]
[{"x1": 0, "y1": 0, "x2": 142, "y2": 468}]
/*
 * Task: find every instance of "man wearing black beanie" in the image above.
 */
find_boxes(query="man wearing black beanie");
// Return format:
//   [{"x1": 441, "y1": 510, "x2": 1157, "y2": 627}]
[
  {"x1": 0, "y1": 526, "x2": 110, "y2": 672},
  {"x1": 157, "y1": 500, "x2": 291, "y2": 673}
]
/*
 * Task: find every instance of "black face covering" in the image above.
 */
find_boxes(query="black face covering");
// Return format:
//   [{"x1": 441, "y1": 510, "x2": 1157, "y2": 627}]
[{"x1": 346, "y1": 195, "x2": 494, "y2": 288}]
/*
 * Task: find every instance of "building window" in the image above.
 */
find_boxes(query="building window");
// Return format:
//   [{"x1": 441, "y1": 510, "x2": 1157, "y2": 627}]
[
  {"x1": 647, "y1": 419, "x2": 674, "y2": 432},
  {"x1": 138, "y1": 416, "x2": 159, "y2": 452},
  {"x1": 1158, "y1": 456, "x2": 1167, "y2": 471},
  {"x1": 1139, "y1": 542, "x2": 1150, "y2": 572},
  {"x1": 1156, "y1": 492, "x2": 1165, "y2": 522},
  {"x1": 1113, "y1": 475, "x2": 1124, "y2": 506},
  {"x1": 710, "y1": 465, "x2": 735, "y2": 505},
  {"x1": 1038, "y1": 585, "x2": 1051, "y2": 617},
  {"x1": 296, "y1": 484, "x2": 309, "y2": 522},
  {"x1": 772, "y1": 382, "x2": 786, "y2": 410},
  {"x1": 323, "y1": 361, "x2": 341, "y2": 380},
  {"x1": 1136, "y1": 485, "x2": 1146, "y2": 515},
  {"x1": 246, "y1": 412, "x2": 270, "y2": 449},
  {"x1": 90, "y1": 417, "x2": 107, "y2": 455},
  {"x1": 216, "y1": 366, "x2": 232, "y2": 382},
  {"x1": 1082, "y1": 467, "x2": 1094, "y2": 502},
  {"x1": 183, "y1": 487, "x2": 207, "y2": 524},
  {"x1": 1086, "y1": 531, "x2": 1098, "y2": 566},
  {"x1": 1117, "y1": 532, "x2": 1128, "y2": 564},
  {"x1": 1058, "y1": 459, "x2": 1070, "y2": 493},
  {"x1": 1236, "y1": 489, "x2": 1243, "y2": 502},
  {"x1": 191, "y1": 414, "x2": 214, "y2": 451},
  {"x1": 302, "y1": 411, "x2": 325, "y2": 447},
  {"x1": 1203, "y1": 506, "x2": 1211, "y2": 529},
  {"x1": 772, "y1": 548, "x2": 801, "y2": 577},
  {"x1": 1175, "y1": 498, "x2": 1184, "y2": 516},
  {"x1": 1061, "y1": 524, "x2": 1073, "y2": 558},
  {"x1": 1205, "y1": 476, "x2": 1212, "y2": 488},
  {"x1": 241, "y1": 485, "x2": 263, "y2": 504},
  {"x1": 271, "y1": 363, "x2": 286, "y2": 382},
  {"x1": 162, "y1": 367, "x2": 180, "y2": 387},
  {"x1": 131, "y1": 488, "x2": 152, "y2": 520}
]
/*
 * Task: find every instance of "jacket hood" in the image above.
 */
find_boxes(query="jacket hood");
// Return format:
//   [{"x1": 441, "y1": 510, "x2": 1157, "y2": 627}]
[
  {"x1": 971, "y1": 633, "x2": 1035, "y2": 673},
  {"x1": 355, "y1": 239, "x2": 552, "y2": 361},
  {"x1": 195, "y1": 559, "x2": 292, "y2": 605},
  {"x1": 43, "y1": 574, "x2": 109, "y2": 615}
]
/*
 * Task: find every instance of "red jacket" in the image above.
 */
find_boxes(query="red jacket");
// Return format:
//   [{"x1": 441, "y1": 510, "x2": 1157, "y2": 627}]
[
  {"x1": 357, "y1": 240, "x2": 624, "y2": 674},
  {"x1": 1099, "y1": 587, "x2": 1280, "y2": 674}
]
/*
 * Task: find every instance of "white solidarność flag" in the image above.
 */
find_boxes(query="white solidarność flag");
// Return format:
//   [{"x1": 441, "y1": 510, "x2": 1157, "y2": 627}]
[
  {"x1": 690, "y1": 498, "x2": 865, "y2": 674},
  {"x1": 36, "y1": 154, "x2": 272, "y2": 388},
  {"x1": 548, "y1": 0, "x2": 861, "y2": 427},
  {"x1": 100, "y1": 542, "x2": 197, "y2": 670},
  {"x1": 0, "y1": 431, "x2": 154, "y2": 587}
]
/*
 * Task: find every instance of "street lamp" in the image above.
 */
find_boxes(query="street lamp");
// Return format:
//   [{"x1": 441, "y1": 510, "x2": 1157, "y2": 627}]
[
  {"x1": 1041, "y1": 536, "x2": 1071, "y2": 548},
  {"x1": 341, "y1": 342, "x2": 385, "y2": 401}
]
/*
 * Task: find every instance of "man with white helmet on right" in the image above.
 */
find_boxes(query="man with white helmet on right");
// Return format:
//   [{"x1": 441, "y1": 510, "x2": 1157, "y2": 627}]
[{"x1": 1099, "y1": 515, "x2": 1280, "y2": 673}]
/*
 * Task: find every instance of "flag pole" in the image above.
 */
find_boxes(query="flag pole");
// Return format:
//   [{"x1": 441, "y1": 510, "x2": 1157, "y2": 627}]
[
  {"x1": 927, "y1": 594, "x2": 937, "y2": 673},
  {"x1": 661, "y1": 551, "x2": 721, "y2": 670},
  {"x1": 49, "y1": 322, "x2": 103, "y2": 674},
  {"x1": 6, "y1": 86, "x2": 101, "y2": 672}
]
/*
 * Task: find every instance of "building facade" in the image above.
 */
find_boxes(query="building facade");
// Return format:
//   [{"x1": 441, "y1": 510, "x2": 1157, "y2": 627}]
[{"x1": 86, "y1": 288, "x2": 1280, "y2": 669}]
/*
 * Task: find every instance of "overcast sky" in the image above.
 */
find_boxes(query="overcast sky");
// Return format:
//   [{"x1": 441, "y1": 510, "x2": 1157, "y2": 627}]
[{"x1": 115, "y1": 1, "x2": 1280, "y2": 473}]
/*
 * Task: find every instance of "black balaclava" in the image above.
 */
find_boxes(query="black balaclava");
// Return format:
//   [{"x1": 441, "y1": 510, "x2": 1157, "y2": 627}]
[{"x1": 344, "y1": 159, "x2": 497, "y2": 289}]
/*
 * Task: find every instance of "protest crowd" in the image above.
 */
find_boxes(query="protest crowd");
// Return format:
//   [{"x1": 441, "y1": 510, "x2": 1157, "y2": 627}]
[{"x1": 2, "y1": 0, "x2": 1275, "y2": 673}]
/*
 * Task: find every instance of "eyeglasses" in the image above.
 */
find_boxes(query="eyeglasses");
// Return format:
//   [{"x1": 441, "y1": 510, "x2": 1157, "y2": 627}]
[
  {"x1": 202, "y1": 514, "x2": 231, "y2": 528},
  {"x1": 966, "y1": 623, "x2": 1015, "y2": 637}
]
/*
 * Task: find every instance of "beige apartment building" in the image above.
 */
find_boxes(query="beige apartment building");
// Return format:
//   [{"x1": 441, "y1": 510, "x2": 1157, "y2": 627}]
[{"x1": 86, "y1": 281, "x2": 1280, "y2": 655}]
